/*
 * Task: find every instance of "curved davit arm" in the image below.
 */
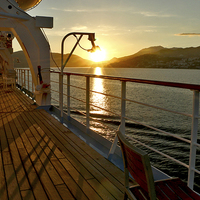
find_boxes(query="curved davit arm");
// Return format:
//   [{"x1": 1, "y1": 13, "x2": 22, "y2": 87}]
[{"x1": 0, "y1": 0, "x2": 53, "y2": 105}]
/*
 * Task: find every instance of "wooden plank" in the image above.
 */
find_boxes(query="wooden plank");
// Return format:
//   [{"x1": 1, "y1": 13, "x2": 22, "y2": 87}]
[
  {"x1": 10, "y1": 113, "x2": 25, "y2": 149},
  {"x1": 56, "y1": 184, "x2": 75, "y2": 200},
  {"x1": 51, "y1": 159, "x2": 89, "y2": 200},
  {"x1": 21, "y1": 190, "x2": 35, "y2": 200},
  {"x1": 14, "y1": 112, "x2": 63, "y2": 199},
  {"x1": 4, "y1": 164, "x2": 22, "y2": 200},
  {"x1": 8, "y1": 138, "x2": 30, "y2": 191},
  {"x1": 0, "y1": 139, "x2": 8, "y2": 200},
  {"x1": 59, "y1": 158, "x2": 102, "y2": 200},
  {"x1": 33, "y1": 161, "x2": 62, "y2": 200},
  {"x1": 12, "y1": 113, "x2": 38, "y2": 163},
  {"x1": 10, "y1": 113, "x2": 49, "y2": 200},
  {"x1": 0, "y1": 88, "x2": 128, "y2": 200},
  {"x1": 2, "y1": 151, "x2": 12, "y2": 165},
  {"x1": 14, "y1": 89, "x2": 36, "y2": 111},
  {"x1": 22, "y1": 112, "x2": 65, "y2": 159},
  {"x1": 33, "y1": 110, "x2": 124, "y2": 199},
  {"x1": 18, "y1": 148, "x2": 49, "y2": 200},
  {"x1": 2, "y1": 113, "x2": 13, "y2": 139},
  {"x1": 26, "y1": 111, "x2": 103, "y2": 199},
  {"x1": 29, "y1": 111, "x2": 94, "y2": 180},
  {"x1": 66, "y1": 131, "x2": 125, "y2": 188},
  {"x1": 28, "y1": 136, "x2": 64, "y2": 186},
  {"x1": 87, "y1": 178, "x2": 118, "y2": 199},
  {"x1": 37, "y1": 110, "x2": 124, "y2": 191}
]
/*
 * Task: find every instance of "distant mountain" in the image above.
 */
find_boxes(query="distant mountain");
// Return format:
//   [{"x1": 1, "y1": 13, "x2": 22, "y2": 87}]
[
  {"x1": 13, "y1": 46, "x2": 200, "y2": 69},
  {"x1": 106, "y1": 46, "x2": 200, "y2": 69},
  {"x1": 12, "y1": 51, "x2": 94, "y2": 68}
]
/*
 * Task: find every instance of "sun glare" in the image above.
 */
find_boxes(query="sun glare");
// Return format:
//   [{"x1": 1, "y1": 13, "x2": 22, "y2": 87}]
[{"x1": 90, "y1": 48, "x2": 106, "y2": 62}]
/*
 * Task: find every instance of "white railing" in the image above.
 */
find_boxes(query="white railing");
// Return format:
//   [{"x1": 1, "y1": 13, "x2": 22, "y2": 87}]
[
  {"x1": 16, "y1": 68, "x2": 200, "y2": 192},
  {"x1": 15, "y1": 68, "x2": 34, "y2": 96}
]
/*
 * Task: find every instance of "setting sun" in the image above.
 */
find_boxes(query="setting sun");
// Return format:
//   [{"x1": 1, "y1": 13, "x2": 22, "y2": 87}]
[{"x1": 90, "y1": 48, "x2": 106, "y2": 62}]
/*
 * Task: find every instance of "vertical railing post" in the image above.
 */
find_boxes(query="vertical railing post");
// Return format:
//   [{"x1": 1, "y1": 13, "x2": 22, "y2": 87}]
[
  {"x1": 120, "y1": 81, "x2": 126, "y2": 134},
  {"x1": 24, "y1": 69, "x2": 26, "y2": 88},
  {"x1": 86, "y1": 76, "x2": 90, "y2": 131},
  {"x1": 67, "y1": 74, "x2": 70, "y2": 118},
  {"x1": 188, "y1": 90, "x2": 199, "y2": 189},
  {"x1": 20, "y1": 69, "x2": 22, "y2": 87},
  {"x1": 19, "y1": 69, "x2": 22, "y2": 86},
  {"x1": 32, "y1": 78, "x2": 34, "y2": 93},
  {"x1": 28, "y1": 70, "x2": 30, "y2": 91},
  {"x1": 108, "y1": 80, "x2": 127, "y2": 160},
  {"x1": 59, "y1": 72, "x2": 63, "y2": 123},
  {"x1": 16, "y1": 69, "x2": 18, "y2": 86}
]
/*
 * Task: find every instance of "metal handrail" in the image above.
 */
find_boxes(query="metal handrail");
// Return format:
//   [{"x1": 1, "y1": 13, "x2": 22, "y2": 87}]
[
  {"x1": 16, "y1": 68, "x2": 200, "y2": 191},
  {"x1": 52, "y1": 70, "x2": 200, "y2": 90},
  {"x1": 51, "y1": 70, "x2": 200, "y2": 190}
]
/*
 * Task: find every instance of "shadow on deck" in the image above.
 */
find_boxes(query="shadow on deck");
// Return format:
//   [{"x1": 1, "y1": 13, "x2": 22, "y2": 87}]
[{"x1": 0, "y1": 88, "x2": 125, "y2": 200}]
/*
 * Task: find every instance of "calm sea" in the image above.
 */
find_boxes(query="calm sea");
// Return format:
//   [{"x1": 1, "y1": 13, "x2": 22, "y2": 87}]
[{"x1": 51, "y1": 67, "x2": 200, "y2": 192}]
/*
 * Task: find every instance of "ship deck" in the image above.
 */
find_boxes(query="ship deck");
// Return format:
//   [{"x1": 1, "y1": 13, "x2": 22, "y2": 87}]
[{"x1": 0, "y1": 87, "x2": 127, "y2": 200}]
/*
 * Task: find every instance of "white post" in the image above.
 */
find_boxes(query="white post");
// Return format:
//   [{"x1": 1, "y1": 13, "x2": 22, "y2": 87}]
[
  {"x1": 20, "y1": 69, "x2": 22, "y2": 86},
  {"x1": 32, "y1": 78, "x2": 34, "y2": 93},
  {"x1": 188, "y1": 90, "x2": 199, "y2": 189},
  {"x1": 28, "y1": 70, "x2": 29, "y2": 91},
  {"x1": 86, "y1": 76, "x2": 90, "y2": 131},
  {"x1": 59, "y1": 72, "x2": 63, "y2": 123},
  {"x1": 24, "y1": 69, "x2": 26, "y2": 88},
  {"x1": 120, "y1": 81, "x2": 126, "y2": 134},
  {"x1": 108, "y1": 80, "x2": 126, "y2": 160},
  {"x1": 67, "y1": 74, "x2": 70, "y2": 117}
]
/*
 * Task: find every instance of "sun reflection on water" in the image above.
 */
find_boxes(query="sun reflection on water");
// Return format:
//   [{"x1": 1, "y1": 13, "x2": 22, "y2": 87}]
[{"x1": 91, "y1": 67, "x2": 107, "y2": 115}]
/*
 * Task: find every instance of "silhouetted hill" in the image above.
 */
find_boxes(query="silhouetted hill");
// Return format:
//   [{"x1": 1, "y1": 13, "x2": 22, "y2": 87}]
[
  {"x1": 106, "y1": 46, "x2": 200, "y2": 69},
  {"x1": 12, "y1": 51, "x2": 94, "y2": 68},
  {"x1": 13, "y1": 46, "x2": 200, "y2": 69}
]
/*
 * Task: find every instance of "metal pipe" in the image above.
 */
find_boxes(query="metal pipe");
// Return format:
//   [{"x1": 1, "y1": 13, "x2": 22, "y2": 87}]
[
  {"x1": 86, "y1": 76, "x2": 90, "y2": 131},
  {"x1": 121, "y1": 81, "x2": 126, "y2": 134},
  {"x1": 60, "y1": 32, "x2": 96, "y2": 121},
  {"x1": 188, "y1": 90, "x2": 199, "y2": 189},
  {"x1": 67, "y1": 74, "x2": 70, "y2": 118}
]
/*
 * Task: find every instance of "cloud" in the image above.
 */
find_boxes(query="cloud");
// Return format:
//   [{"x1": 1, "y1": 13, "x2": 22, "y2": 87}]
[
  {"x1": 70, "y1": 26, "x2": 88, "y2": 31},
  {"x1": 49, "y1": 7, "x2": 135, "y2": 13},
  {"x1": 176, "y1": 33, "x2": 200, "y2": 36},
  {"x1": 139, "y1": 11, "x2": 175, "y2": 18}
]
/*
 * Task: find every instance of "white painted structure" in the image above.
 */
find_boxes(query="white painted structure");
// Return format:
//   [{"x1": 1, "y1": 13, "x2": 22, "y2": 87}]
[{"x1": 0, "y1": 0, "x2": 53, "y2": 105}]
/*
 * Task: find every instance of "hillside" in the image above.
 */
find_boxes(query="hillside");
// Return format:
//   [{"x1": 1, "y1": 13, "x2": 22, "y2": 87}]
[
  {"x1": 12, "y1": 51, "x2": 94, "y2": 68},
  {"x1": 106, "y1": 46, "x2": 200, "y2": 69},
  {"x1": 13, "y1": 46, "x2": 200, "y2": 69}
]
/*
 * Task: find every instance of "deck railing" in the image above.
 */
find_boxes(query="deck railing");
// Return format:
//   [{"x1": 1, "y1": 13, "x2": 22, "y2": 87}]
[
  {"x1": 16, "y1": 68, "x2": 200, "y2": 191},
  {"x1": 15, "y1": 68, "x2": 34, "y2": 97}
]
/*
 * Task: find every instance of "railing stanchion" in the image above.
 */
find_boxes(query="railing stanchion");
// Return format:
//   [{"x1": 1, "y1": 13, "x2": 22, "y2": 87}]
[
  {"x1": 188, "y1": 90, "x2": 199, "y2": 189},
  {"x1": 59, "y1": 72, "x2": 63, "y2": 123},
  {"x1": 24, "y1": 69, "x2": 26, "y2": 88},
  {"x1": 28, "y1": 70, "x2": 29, "y2": 91},
  {"x1": 108, "y1": 80, "x2": 127, "y2": 160},
  {"x1": 86, "y1": 76, "x2": 90, "y2": 131},
  {"x1": 120, "y1": 81, "x2": 126, "y2": 134},
  {"x1": 20, "y1": 69, "x2": 22, "y2": 86},
  {"x1": 67, "y1": 74, "x2": 70, "y2": 118},
  {"x1": 32, "y1": 78, "x2": 34, "y2": 93}
]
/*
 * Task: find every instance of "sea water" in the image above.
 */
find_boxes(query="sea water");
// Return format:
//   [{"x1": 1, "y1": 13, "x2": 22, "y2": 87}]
[{"x1": 51, "y1": 67, "x2": 200, "y2": 192}]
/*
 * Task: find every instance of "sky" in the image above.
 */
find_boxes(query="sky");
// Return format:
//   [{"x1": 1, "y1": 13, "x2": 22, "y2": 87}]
[{"x1": 13, "y1": 0, "x2": 200, "y2": 61}]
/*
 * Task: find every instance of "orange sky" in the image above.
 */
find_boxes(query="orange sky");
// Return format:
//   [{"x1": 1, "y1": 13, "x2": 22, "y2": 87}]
[{"x1": 13, "y1": 0, "x2": 200, "y2": 61}]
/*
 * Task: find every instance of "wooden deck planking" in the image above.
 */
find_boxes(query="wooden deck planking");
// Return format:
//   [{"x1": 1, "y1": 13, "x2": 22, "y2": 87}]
[
  {"x1": 33, "y1": 110, "x2": 125, "y2": 198},
  {"x1": 0, "y1": 87, "x2": 125, "y2": 200}
]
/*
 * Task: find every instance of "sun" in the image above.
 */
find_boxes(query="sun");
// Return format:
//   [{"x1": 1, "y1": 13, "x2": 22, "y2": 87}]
[{"x1": 90, "y1": 48, "x2": 106, "y2": 62}]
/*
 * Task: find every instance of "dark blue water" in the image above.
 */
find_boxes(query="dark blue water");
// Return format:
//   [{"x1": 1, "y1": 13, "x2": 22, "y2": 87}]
[{"x1": 51, "y1": 68, "x2": 200, "y2": 192}]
